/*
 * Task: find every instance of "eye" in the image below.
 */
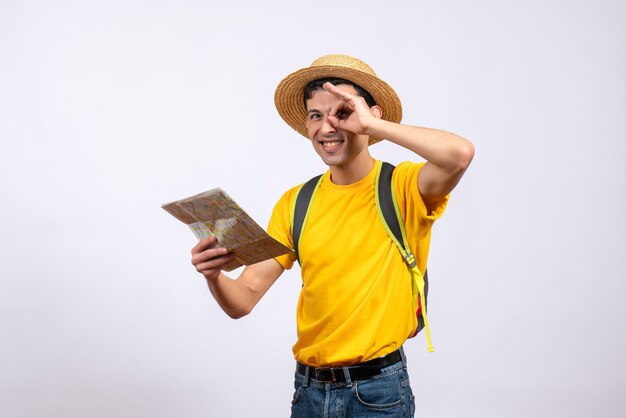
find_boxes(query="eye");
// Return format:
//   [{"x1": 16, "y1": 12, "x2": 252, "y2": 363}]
[{"x1": 308, "y1": 113, "x2": 321, "y2": 121}]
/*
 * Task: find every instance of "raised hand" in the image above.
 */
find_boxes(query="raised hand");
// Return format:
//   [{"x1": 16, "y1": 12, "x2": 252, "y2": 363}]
[{"x1": 323, "y1": 82, "x2": 381, "y2": 136}]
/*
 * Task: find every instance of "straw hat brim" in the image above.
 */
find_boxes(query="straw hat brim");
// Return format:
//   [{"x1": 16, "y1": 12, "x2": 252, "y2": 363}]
[{"x1": 274, "y1": 65, "x2": 402, "y2": 145}]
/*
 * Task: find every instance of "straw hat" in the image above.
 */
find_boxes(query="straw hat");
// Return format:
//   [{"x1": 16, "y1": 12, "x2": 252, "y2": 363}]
[{"x1": 274, "y1": 54, "x2": 402, "y2": 145}]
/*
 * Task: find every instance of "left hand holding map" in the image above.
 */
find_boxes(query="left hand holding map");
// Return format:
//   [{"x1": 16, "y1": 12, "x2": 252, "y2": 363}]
[{"x1": 162, "y1": 188, "x2": 293, "y2": 271}]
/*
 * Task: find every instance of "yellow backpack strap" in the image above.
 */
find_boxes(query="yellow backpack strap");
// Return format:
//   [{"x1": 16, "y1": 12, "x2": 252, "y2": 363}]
[
  {"x1": 291, "y1": 174, "x2": 323, "y2": 265},
  {"x1": 375, "y1": 161, "x2": 434, "y2": 352}
]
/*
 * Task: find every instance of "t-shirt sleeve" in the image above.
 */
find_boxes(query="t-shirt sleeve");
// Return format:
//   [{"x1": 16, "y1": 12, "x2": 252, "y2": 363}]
[
  {"x1": 393, "y1": 161, "x2": 449, "y2": 239},
  {"x1": 267, "y1": 186, "x2": 299, "y2": 270}
]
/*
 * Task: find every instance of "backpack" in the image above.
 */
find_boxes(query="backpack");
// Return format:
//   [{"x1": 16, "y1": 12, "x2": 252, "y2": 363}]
[{"x1": 290, "y1": 161, "x2": 434, "y2": 352}]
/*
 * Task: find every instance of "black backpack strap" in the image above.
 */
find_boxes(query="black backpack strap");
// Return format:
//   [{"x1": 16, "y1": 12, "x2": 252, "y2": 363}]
[
  {"x1": 376, "y1": 162, "x2": 432, "y2": 348},
  {"x1": 292, "y1": 174, "x2": 323, "y2": 265},
  {"x1": 376, "y1": 162, "x2": 416, "y2": 267},
  {"x1": 377, "y1": 162, "x2": 407, "y2": 257}
]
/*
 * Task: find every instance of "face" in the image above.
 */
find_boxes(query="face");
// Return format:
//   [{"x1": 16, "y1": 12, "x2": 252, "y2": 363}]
[{"x1": 305, "y1": 84, "x2": 371, "y2": 169}]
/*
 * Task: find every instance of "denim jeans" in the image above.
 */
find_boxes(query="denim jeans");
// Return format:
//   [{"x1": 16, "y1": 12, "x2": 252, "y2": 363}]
[{"x1": 291, "y1": 349, "x2": 415, "y2": 418}]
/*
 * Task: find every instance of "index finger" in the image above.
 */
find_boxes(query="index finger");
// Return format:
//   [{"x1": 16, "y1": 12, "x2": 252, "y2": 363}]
[{"x1": 322, "y1": 82, "x2": 357, "y2": 100}]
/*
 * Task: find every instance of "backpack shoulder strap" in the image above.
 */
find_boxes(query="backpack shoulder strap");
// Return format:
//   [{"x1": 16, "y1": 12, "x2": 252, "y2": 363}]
[
  {"x1": 376, "y1": 162, "x2": 413, "y2": 265},
  {"x1": 375, "y1": 162, "x2": 434, "y2": 352},
  {"x1": 291, "y1": 174, "x2": 323, "y2": 265}
]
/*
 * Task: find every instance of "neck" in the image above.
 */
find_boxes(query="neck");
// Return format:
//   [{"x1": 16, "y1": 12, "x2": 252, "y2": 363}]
[{"x1": 328, "y1": 154, "x2": 376, "y2": 185}]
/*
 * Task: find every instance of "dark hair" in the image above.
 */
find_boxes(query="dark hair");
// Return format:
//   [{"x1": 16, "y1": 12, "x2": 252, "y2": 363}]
[{"x1": 303, "y1": 77, "x2": 376, "y2": 108}]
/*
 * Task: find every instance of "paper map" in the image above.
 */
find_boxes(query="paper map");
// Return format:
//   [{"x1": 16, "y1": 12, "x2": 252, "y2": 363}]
[{"x1": 162, "y1": 188, "x2": 293, "y2": 271}]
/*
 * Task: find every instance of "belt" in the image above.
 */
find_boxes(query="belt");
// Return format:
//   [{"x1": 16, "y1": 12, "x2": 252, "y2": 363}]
[{"x1": 296, "y1": 349, "x2": 403, "y2": 383}]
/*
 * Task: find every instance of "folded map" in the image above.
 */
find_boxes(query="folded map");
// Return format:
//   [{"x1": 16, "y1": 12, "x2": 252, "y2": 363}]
[{"x1": 162, "y1": 188, "x2": 293, "y2": 271}]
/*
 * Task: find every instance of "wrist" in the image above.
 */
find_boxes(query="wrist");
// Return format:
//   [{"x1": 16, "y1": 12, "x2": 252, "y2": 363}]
[{"x1": 365, "y1": 117, "x2": 391, "y2": 139}]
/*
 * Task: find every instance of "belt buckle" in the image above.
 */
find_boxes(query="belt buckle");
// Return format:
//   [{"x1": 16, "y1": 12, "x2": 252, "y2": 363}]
[{"x1": 315, "y1": 367, "x2": 337, "y2": 382}]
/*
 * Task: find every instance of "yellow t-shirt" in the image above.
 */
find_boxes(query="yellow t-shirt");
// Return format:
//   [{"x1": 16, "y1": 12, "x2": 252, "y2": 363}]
[{"x1": 267, "y1": 160, "x2": 448, "y2": 367}]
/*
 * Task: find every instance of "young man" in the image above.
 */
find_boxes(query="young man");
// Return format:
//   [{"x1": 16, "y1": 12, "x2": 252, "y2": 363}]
[{"x1": 191, "y1": 54, "x2": 474, "y2": 417}]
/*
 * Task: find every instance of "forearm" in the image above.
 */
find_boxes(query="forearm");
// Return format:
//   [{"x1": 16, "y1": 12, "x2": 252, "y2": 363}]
[
  {"x1": 366, "y1": 117, "x2": 474, "y2": 201},
  {"x1": 367, "y1": 118, "x2": 474, "y2": 172},
  {"x1": 203, "y1": 258, "x2": 284, "y2": 319},
  {"x1": 205, "y1": 271, "x2": 255, "y2": 319}
]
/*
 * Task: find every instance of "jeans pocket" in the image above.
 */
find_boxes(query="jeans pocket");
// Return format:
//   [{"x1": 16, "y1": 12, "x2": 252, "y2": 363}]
[
  {"x1": 291, "y1": 385, "x2": 304, "y2": 406},
  {"x1": 351, "y1": 371, "x2": 403, "y2": 411},
  {"x1": 292, "y1": 372, "x2": 308, "y2": 407}
]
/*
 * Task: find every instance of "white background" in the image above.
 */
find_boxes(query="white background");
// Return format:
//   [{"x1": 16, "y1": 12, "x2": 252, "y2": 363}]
[{"x1": 1, "y1": 1, "x2": 625, "y2": 417}]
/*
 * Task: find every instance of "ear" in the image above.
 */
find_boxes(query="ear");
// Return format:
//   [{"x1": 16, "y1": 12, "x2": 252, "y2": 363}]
[{"x1": 370, "y1": 105, "x2": 383, "y2": 119}]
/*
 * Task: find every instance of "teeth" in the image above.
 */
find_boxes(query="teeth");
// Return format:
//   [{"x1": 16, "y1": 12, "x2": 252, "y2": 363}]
[{"x1": 323, "y1": 141, "x2": 342, "y2": 147}]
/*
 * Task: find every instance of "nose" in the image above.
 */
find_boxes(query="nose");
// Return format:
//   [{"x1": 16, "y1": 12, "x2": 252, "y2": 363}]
[{"x1": 320, "y1": 115, "x2": 336, "y2": 136}]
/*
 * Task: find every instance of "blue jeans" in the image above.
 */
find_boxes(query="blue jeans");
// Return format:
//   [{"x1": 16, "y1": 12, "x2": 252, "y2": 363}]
[{"x1": 291, "y1": 350, "x2": 415, "y2": 417}]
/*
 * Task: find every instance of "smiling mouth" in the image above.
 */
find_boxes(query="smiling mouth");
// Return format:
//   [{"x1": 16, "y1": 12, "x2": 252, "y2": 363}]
[
  {"x1": 320, "y1": 140, "x2": 344, "y2": 148},
  {"x1": 317, "y1": 137, "x2": 345, "y2": 150}
]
